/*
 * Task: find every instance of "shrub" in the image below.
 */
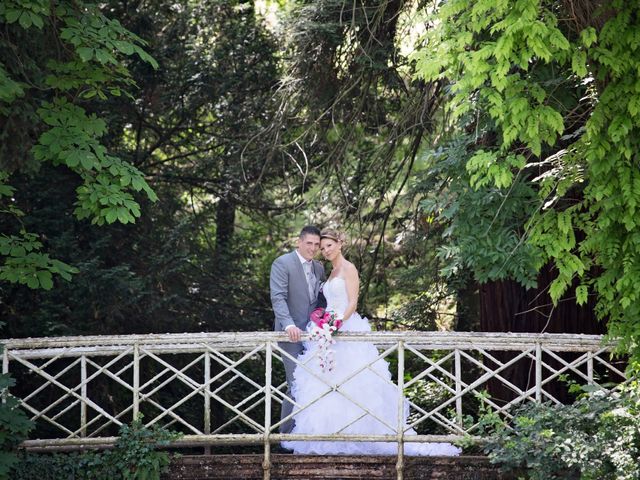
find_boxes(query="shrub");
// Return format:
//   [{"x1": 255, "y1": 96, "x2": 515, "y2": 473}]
[
  {"x1": 0, "y1": 345, "x2": 33, "y2": 480},
  {"x1": 13, "y1": 416, "x2": 180, "y2": 480},
  {"x1": 482, "y1": 383, "x2": 640, "y2": 480}
]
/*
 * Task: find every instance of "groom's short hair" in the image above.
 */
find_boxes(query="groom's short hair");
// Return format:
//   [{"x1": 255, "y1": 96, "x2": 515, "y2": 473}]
[{"x1": 299, "y1": 225, "x2": 321, "y2": 238}]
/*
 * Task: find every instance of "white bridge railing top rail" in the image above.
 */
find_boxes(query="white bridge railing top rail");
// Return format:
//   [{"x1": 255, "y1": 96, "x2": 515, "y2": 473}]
[{"x1": 1, "y1": 331, "x2": 626, "y2": 457}]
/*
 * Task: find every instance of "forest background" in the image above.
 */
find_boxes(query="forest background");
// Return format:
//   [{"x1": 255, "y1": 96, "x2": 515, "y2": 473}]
[{"x1": 2, "y1": 0, "x2": 639, "y2": 368}]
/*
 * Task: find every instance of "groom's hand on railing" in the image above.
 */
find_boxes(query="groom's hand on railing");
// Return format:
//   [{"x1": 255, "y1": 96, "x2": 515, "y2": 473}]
[{"x1": 284, "y1": 325, "x2": 302, "y2": 342}]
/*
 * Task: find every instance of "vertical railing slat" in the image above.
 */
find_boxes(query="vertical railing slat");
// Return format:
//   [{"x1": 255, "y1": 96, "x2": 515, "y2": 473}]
[
  {"x1": 396, "y1": 340, "x2": 404, "y2": 480},
  {"x1": 133, "y1": 343, "x2": 140, "y2": 421},
  {"x1": 80, "y1": 355, "x2": 87, "y2": 437},
  {"x1": 263, "y1": 342, "x2": 272, "y2": 480},
  {"x1": 454, "y1": 349, "x2": 462, "y2": 429},
  {"x1": 535, "y1": 343, "x2": 542, "y2": 402},
  {"x1": 2, "y1": 346, "x2": 8, "y2": 404},
  {"x1": 204, "y1": 349, "x2": 211, "y2": 455}
]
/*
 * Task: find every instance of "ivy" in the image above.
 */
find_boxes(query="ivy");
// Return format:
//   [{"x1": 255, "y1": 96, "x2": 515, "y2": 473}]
[{"x1": 12, "y1": 416, "x2": 180, "y2": 480}]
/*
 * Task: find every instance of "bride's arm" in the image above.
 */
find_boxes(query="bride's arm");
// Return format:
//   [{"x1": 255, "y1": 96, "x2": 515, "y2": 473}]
[{"x1": 342, "y1": 264, "x2": 360, "y2": 321}]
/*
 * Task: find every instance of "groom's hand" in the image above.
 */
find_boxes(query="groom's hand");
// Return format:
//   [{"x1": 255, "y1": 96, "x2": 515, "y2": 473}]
[{"x1": 285, "y1": 326, "x2": 302, "y2": 342}]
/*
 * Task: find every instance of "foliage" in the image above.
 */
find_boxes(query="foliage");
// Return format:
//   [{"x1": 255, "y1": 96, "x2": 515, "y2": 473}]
[
  {"x1": 0, "y1": 0, "x2": 285, "y2": 337},
  {"x1": 405, "y1": 378, "x2": 452, "y2": 434},
  {"x1": 0, "y1": 171, "x2": 78, "y2": 290},
  {"x1": 0, "y1": 0, "x2": 454, "y2": 338},
  {"x1": 481, "y1": 384, "x2": 640, "y2": 480},
  {"x1": 271, "y1": 0, "x2": 454, "y2": 321},
  {"x1": 0, "y1": 345, "x2": 33, "y2": 479},
  {"x1": 0, "y1": 0, "x2": 157, "y2": 291},
  {"x1": 417, "y1": 132, "x2": 541, "y2": 289},
  {"x1": 107, "y1": 417, "x2": 179, "y2": 480},
  {"x1": 13, "y1": 416, "x2": 179, "y2": 480},
  {"x1": 413, "y1": 0, "x2": 640, "y2": 359}
]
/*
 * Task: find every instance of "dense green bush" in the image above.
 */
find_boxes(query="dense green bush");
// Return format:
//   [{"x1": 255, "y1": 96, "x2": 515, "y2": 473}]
[
  {"x1": 14, "y1": 417, "x2": 180, "y2": 480},
  {"x1": 482, "y1": 384, "x2": 640, "y2": 480},
  {"x1": 0, "y1": 346, "x2": 33, "y2": 479}
]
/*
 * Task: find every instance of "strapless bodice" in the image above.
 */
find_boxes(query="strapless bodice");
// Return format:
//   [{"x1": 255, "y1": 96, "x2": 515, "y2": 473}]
[{"x1": 323, "y1": 277, "x2": 349, "y2": 318}]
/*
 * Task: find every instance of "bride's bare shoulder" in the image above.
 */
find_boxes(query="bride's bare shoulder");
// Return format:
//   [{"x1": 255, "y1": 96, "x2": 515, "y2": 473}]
[{"x1": 343, "y1": 260, "x2": 359, "y2": 278}]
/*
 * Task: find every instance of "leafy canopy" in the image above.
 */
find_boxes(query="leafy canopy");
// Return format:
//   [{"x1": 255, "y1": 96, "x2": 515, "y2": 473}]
[
  {"x1": 0, "y1": 1, "x2": 157, "y2": 290},
  {"x1": 413, "y1": 0, "x2": 640, "y2": 360}
]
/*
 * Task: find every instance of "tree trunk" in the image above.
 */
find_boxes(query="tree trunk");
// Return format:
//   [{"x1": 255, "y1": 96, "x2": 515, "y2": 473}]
[{"x1": 478, "y1": 263, "x2": 606, "y2": 404}]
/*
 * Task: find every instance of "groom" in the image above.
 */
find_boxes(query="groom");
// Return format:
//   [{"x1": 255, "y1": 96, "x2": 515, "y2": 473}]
[{"x1": 270, "y1": 225, "x2": 325, "y2": 434}]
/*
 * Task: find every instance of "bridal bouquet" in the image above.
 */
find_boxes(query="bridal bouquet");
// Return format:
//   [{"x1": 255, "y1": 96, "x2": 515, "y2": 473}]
[{"x1": 309, "y1": 308, "x2": 343, "y2": 372}]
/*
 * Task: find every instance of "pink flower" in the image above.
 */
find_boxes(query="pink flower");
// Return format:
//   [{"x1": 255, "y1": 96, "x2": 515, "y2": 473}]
[
  {"x1": 309, "y1": 310, "x2": 343, "y2": 372},
  {"x1": 310, "y1": 308, "x2": 326, "y2": 326}
]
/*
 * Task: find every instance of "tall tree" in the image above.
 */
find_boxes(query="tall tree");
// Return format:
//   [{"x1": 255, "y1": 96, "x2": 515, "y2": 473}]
[
  {"x1": 264, "y1": 0, "x2": 450, "y2": 326},
  {"x1": 1, "y1": 0, "x2": 295, "y2": 337},
  {"x1": 413, "y1": 1, "x2": 639, "y2": 361}
]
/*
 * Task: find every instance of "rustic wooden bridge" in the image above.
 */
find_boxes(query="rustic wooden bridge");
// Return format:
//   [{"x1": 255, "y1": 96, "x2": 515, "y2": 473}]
[{"x1": 1, "y1": 331, "x2": 626, "y2": 479}]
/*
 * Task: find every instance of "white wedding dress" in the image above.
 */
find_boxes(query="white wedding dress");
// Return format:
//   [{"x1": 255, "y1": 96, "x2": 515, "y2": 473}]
[{"x1": 281, "y1": 277, "x2": 461, "y2": 456}]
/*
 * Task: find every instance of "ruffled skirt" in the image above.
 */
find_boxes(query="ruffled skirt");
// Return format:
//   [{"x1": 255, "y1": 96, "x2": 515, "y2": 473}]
[{"x1": 281, "y1": 313, "x2": 461, "y2": 456}]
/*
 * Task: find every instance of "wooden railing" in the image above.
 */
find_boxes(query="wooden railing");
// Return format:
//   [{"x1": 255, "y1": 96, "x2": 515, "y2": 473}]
[{"x1": 1, "y1": 331, "x2": 627, "y2": 479}]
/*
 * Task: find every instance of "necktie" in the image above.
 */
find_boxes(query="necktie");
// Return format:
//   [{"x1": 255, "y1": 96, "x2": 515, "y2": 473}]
[{"x1": 304, "y1": 261, "x2": 315, "y2": 300}]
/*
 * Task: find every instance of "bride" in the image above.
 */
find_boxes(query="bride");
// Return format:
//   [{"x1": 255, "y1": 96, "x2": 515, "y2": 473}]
[{"x1": 282, "y1": 228, "x2": 461, "y2": 456}]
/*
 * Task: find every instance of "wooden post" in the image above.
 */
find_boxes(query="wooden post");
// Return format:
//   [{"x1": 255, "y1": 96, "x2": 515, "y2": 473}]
[
  {"x1": 80, "y1": 356, "x2": 87, "y2": 437},
  {"x1": 396, "y1": 340, "x2": 404, "y2": 480},
  {"x1": 263, "y1": 342, "x2": 272, "y2": 480},
  {"x1": 204, "y1": 350, "x2": 211, "y2": 455},
  {"x1": 133, "y1": 343, "x2": 140, "y2": 420},
  {"x1": 535, "y1": 343, "x2": 542, "y2": 402},
  {"x1": 454, "y1": 349, "x2": 462, "y2": 429}
]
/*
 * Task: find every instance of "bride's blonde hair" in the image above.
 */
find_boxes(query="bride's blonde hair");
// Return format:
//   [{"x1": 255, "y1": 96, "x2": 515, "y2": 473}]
[{"x1": 320, "y1": 228, "x2": 347, "y2": 244}]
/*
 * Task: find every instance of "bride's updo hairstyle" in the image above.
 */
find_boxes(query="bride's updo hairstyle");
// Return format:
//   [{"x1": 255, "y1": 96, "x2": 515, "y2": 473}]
[{"x1": 320, "y1": 228, "x2": 346, "y2": 244}]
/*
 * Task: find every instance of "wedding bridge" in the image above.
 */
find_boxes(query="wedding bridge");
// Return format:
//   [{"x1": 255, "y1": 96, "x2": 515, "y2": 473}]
[{"x1": 1, "y1": 331, "x2": 627, "y2": 479}]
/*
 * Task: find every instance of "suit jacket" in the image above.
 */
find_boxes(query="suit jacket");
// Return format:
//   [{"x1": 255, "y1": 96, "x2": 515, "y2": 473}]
[{"x1": 270, "y1": 250, "x2": 325, "y2": 331}]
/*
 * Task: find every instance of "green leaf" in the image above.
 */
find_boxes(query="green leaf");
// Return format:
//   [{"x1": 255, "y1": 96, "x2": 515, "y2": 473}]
[
  {"x1": 572, "y1": 50, "x2": 587, "y2": 77},
  {"x1": 549, "y1": 277, "x2": 567, "y2": 303},
  {"x1": 576, "y1": 285, "x2": 588, "y2": 305},
  {"x1": 77, "y1": 47, "x2": 94, "y2": 62},
  {"x1": 105, "y1": 208, "x2": 118, "y2": 224},
  {"x1": 117, "y1": 207, "x2": 133, "y2": 224},
  {"x1": 4, "y1": 9, "x2": 21, "y2": 23},
  {"x1": 36, "y1": 270, "x2": 53, "y2": 290},
  {"x1": 580, "y1": 27, "x2": 597, "y2": 48},
  {"x1": 18, "y1": 11, "x2": 33, "y2": 29},
  {"x1": 31, "y1": 12, "x2": 44, "y2": 29},
  {"x1": 26, "y1": 274, "x2": 39, "y2": 289},
  {"x1": 95, "y1": 49, "x2": 114, "y2": 64},
  {"x1": 114, "y1": 40, "x2": 135, "y2": 55}
]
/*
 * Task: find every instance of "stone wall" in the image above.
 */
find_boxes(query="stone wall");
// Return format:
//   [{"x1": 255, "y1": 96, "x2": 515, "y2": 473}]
[{"x1": 165, "y1": 454, "x2": 514, "y2": 479}]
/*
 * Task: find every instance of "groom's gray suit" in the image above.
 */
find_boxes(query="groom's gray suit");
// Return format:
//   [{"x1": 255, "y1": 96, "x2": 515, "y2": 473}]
[{"x1": 270, "y1": 250, "x2": 325, "y2": 434}]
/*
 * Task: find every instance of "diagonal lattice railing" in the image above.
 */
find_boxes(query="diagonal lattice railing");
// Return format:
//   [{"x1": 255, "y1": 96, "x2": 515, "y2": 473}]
[{"x1": 1, "y1": 331, "x2": 627, "y2": 479}]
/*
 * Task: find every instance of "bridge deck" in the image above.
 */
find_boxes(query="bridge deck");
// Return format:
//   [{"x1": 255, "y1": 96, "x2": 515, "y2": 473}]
[{"x1": 164, "y1": 454, "x2": 512, "y2": 480}]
